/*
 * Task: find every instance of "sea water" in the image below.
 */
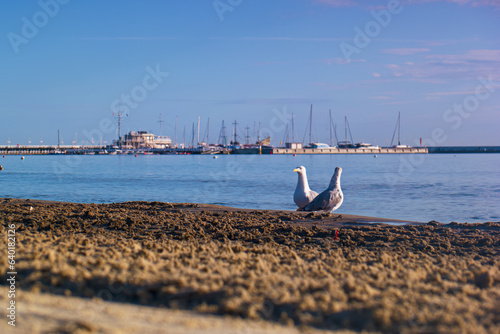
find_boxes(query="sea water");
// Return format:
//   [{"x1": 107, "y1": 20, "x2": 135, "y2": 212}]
[{"x1": 0, "y1": 153, "x2": 499, "y2": 223}]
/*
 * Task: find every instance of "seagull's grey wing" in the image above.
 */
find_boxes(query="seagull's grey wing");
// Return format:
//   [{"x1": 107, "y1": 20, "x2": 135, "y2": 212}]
[
  {"x1": 303, "y1": 190, "x2": 332, "y2": 211},
  {"x1": 328, "y1": 190, "x2": 344, "y2": 212},
  {"x1": 306, "y1": 189, "x2": 319, "y2": 202}
]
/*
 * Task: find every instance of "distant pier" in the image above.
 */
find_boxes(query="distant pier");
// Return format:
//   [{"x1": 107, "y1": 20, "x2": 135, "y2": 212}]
[
  {"x1": 0, "y1": 145, "x2": 104, "y2": 155},
  {"x1": 2, "y1": 145, "x2": 500, "y2": 155},
  {"x1": 427, "y1": 146, "x2": 500, "y2": 154},
  {"x1": 271, "y1": 147, "x2": 428, "y2": 155}
]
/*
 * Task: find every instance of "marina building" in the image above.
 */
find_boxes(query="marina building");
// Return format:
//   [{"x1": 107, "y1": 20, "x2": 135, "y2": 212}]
[{"x1": 122, "y1": 131, "x2": 172, "y2": 149}]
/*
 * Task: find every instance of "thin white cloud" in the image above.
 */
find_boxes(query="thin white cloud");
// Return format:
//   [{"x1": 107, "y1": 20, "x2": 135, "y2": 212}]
[
  {"x1": 311, "y1": 77, "x2": 446, "y2": 92},
  {"x1": 235, "y1": 37, "x2": 349, "y2": 42},
  {"x1": 310, "y1": 0, "x2": 500, "y2": 7},
  {"x1": 384, "y1": 49, "x2": 500, "y2": 82},
  {"x1": 311, "y1": 0, "x2": 358, "y2": 7},
  {"x1": 209, "y1": 37, "x2": 465, "y2": 48},
  {"x1": 375, "y1": 39, "x2": 464, "y2": 47},
  {"x1": 383, "y1": 48, "x2": 431, "y2": 55},
  {"x1": 427, "y1": 90, "x2": 477, "y2": 97},
  {"x1": 215, "y1": 97, "x2": 334, "y2": 105},
  {"x1": 161, "y1": 97, "x2": 333, "y2": 105},
  {"x1": 427, "y1": 49, "x2": 500, "y2": 62},
  {"x1": 381, "y1": 100, "x2": 413, "y2": 105},
  {"x1": 76, "y1": 37, "x2": 178, "y2": 41},
  {"x1": 425, "y1": 81, "x2": 500, "y2": 100},
  {"x1": 405, "y1": 0, "x2": 500, "y2": 7},
  {"x1": 319, "y1": 57, "x2": 366, "y2": 65},
  {"x1": 252, "y1": 61, "x2": 284, "y2": 66}
]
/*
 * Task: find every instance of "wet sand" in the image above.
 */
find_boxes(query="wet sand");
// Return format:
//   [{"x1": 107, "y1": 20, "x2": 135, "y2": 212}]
[{"x1": 1, "y1": 198, "x2": 499, "y2": 333}]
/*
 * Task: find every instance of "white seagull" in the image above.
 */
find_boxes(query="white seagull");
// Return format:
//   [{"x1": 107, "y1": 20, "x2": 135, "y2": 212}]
[
  {"x1": 293, "y1": 166, "x2": 319, "y2": 209},
  {"x1": 300, "y1": 167, "x2": 343, "y2": 213}
]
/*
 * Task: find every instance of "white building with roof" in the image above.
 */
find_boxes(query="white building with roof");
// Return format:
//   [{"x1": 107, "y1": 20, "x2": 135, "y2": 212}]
[{"x1": 122, "y1": 131, "x2": 172, "y2": 149}]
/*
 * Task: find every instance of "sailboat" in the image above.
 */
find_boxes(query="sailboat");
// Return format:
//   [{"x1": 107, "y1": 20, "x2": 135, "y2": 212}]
[
  {"x1": 337, "y1": 116, "x2": 355, "y2": 148},
  {"x1": 303, "y1": 105, "x2": 331, "y2": 148},
  {"x1": 391, "y1": 112, "x2": 411, "y2": 148}
]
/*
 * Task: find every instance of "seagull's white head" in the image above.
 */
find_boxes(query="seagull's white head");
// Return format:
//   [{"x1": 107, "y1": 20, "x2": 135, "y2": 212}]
[
  {"x1": 329, "y1": 166, "x2": 342, "y2": 188},
  {"x1": 293, "y1": 166, "x2": 306, "y2": 174}
]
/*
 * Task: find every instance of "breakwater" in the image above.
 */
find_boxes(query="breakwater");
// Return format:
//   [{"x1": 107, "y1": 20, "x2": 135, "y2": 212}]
[
  {"x1": 2, "y1": 145, "x2": 500, "y2": 155},
  {"x1": 271, "y1": 147, "x2": 427, "y2": 154},
  {"x1": 231, "y1": 146, "x2": 428, "y2": 154},
  {"x1": 428, "y1": 146, "x2": 500, "y2": 154},
  {"x1": 0, "y1": 145, "x2": 104, "y2": 155}
]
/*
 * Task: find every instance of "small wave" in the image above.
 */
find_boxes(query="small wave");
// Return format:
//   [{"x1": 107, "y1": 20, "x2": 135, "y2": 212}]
[{"x1": 448, "y1": 193, "x2": 476, "y2": 197}]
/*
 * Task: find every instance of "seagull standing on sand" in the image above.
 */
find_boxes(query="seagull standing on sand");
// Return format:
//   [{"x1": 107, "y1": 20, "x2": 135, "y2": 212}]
[
  {"x1": 300, "y1": 167, "x2": 343, "y2": 213},
  {"x1": 293, "y1": 166, "x2": 319, "y2": 209}
]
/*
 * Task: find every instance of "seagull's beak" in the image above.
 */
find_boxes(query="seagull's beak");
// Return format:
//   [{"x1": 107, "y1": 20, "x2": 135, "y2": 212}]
[{"x1": 293, "y1": 168, "x2": 300, "y2": 172}]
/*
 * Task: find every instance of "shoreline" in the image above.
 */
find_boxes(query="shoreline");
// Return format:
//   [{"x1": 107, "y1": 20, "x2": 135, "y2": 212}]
[
  {"x1": 1, "y1": 197, "x2": 424, "y2": 226},
  {"x1": 1, "y1": 199, "x2": 499, "y2": 333}
]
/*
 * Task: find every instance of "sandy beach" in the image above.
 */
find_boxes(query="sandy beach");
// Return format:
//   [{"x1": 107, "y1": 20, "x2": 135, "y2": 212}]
[{"x1": 1, "y1": 198, "x2": 499, "y2": 333}]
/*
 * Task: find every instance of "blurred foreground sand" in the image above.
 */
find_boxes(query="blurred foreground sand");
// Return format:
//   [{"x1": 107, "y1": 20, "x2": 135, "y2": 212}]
[{"x1": 1, "y1": 286, "x2": 334, "y2": 334}]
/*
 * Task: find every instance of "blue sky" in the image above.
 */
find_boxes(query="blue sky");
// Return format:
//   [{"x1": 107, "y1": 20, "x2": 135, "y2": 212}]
[{"x1": 1, "y1": 0, "x2": 499, "y2": 146}]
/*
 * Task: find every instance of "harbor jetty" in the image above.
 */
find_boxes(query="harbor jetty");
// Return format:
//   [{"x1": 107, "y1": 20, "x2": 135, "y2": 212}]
[
  {"x1": 230, "y1": 146, "x2": 427, "y2": 154},
  {"x1": 427, "y1": 146, "x2": 500, "y2": 154},
  {"x1": 0, "y1": 144, "x2": 426, "y2": 155},
  {"x1": 271, "y1": 146, "x2": 427, "y2": 154},
  {"x1": 0, "y1": 145, "x2": 104, "y2": 155},
  {"x1": 7, "y1": 111, "x2": 497, "y2": 156},
  {"x1": 5, "y1": 144, "x2": 500, "y2": 155}
]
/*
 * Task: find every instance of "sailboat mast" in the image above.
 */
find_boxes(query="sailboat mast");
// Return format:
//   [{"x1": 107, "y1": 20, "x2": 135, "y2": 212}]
[
  {"x1": 283, "y1": 124, "x2": 289, "y2": 145},
  {"x1": 223, "y1": 121, "x2": 227, "y2": 146},
  {"x1": 346, "y1": 117, "x2": 354, "y2": 144},
  {"x1": 398, "y1": 111, "x2": 401, "y2": 146},
  {"x1": 118, "y1": 111, "x2": 121, "y2": 144},
  {"x1": 206, "y1": 118, "x2": 210, "y2": 144},
  {"x1": 344, "y1": 116, "x2": 348, "y2": 144},
  {"x1": 233, "y1": 120, "x2": 238, "y2": 144},
  {"x1": 117, "y1": 101, "x2": 124, "y2": 146},
  {"x1": 333, "y1": 122, "x2": 339, "y2": 146},
  {"x1": 329, "y1": 110, "x2": 333, "y2": 147},
  {"x1": 220, "y1": 120, "x2": 227, "y2": 146},
  {"x1": 192, "y1": 123, "x2": 195, "y2": 148},
  {"x1": 258, "y1": 122, "x2": 261, "y2": 142},
  {"x1": 291, "y1": 113, "x2": 295, "y2": 143},
  {"x1": 253, "y1": 121, "x2": 256, "y2": 144},
  {"x1": 158, "y1": 113, "x2": 164, "y2": 136},
  {"x1": 197, "y1": 116, "x2": 200, "y2": 145},
  {"x1": 309, "y1": 104, "x2": 313, "y2": 144},
  {"x1": 174, "y1": 116, "x2": 178, "y2": 146}
]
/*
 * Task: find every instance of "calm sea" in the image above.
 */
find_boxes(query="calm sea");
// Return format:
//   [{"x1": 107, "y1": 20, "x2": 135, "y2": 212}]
[{"x1": 0, "y1": 153, "x2": 499, "y2": 223}]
